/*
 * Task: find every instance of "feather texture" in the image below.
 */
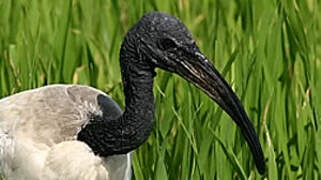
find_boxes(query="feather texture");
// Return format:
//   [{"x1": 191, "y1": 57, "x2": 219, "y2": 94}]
[{"x1": 0, "y1": 84, "x2": 131, "y2": 180}]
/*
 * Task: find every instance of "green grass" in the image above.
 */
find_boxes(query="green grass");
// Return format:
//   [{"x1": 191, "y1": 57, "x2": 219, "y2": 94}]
[{"x1": 0, "y1": 0, "x2": 320, "y2": 179}]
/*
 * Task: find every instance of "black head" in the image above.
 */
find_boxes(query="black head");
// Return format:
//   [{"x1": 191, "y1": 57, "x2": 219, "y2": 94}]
[
  {"x1": 120, "y1": 11, "x2": 265, "y2": 174},
  {"x1": 122, "y1": 12, "x2": 198, "y2": 73}
]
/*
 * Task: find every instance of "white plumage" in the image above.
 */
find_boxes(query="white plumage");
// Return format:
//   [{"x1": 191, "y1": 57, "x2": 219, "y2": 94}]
[{"x1": 0, "y1": 84, "x2": 131, "y2": 180}]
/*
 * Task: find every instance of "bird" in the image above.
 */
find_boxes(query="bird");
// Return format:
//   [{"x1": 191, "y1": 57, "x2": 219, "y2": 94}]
[{"x1": 0, "y1": 11, "x2": 265, "y2": 180}]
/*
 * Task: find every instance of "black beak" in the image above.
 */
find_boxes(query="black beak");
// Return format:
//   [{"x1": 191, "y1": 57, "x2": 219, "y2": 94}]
[{"x1": 176, "y1": 52, "x2": 265, "y2": 174}]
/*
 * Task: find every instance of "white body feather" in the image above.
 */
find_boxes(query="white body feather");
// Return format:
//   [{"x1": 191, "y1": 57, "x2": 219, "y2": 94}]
[{"x1": 0, "y1": 85, "x2": 131, "y2": 180}]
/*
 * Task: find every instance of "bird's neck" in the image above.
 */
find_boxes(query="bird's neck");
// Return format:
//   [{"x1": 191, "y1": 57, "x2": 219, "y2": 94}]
[
  {"x1": 77, "y1": 41, "x2": 156, "y2": 156},
  {"x1": 120, "y1": 62, "x2": 155, "y2": 152}
]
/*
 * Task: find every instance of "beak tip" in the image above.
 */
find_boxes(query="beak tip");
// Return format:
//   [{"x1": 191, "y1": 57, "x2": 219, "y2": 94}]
[
  {"x1": 254, "y1": 146, "x2": 265, "y2": 175},
  {"x1": 257, "y1": 163, "x2": 265, "y2": 175}
]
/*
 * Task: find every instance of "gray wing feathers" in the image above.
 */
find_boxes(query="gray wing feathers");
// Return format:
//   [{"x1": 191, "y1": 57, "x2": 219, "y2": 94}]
[
  {"x1": 0, "y1": 84, "x2": 125, "y2": 180},
  {"x1": 0, "y1": 84, "x2": 122, "y2": 145}
]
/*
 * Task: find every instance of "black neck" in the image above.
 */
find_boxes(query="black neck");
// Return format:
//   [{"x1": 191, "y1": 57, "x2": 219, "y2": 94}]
[
  {"x1": 119, "y1": 67, "x2": 155, "y2": 153},
  {"x1": 77, "y1": 36, "x2": 155, "y2": 156}
]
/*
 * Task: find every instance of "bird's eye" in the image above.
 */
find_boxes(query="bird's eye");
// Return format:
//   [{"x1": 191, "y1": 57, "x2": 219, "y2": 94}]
[{"x1": 159, "y1": 38, "x2": 176, "y2": 50}]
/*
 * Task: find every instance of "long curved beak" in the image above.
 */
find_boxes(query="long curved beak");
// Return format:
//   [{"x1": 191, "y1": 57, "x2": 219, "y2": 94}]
[{"x1": 176, "y1": 52, "x2": 265, "y2": 174}]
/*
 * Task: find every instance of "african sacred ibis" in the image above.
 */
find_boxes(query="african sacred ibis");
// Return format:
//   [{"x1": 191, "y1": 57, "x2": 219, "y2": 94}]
[{"x1": 0, "y1": 12, "x2": 265, "y2": 180}]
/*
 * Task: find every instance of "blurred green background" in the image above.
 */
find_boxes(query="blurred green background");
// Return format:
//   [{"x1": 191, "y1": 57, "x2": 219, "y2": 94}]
[{"x1": 0, "y1": 0, "x2": 320, "y2": 179}]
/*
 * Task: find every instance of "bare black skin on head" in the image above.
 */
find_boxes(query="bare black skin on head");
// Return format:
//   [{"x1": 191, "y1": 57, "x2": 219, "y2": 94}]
[{"x1": 77, "y1": 12, "x2": 265, "y2": 174}]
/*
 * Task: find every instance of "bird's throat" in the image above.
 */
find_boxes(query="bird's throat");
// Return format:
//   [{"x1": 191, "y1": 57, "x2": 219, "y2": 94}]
[
  {"x1": 120, "y1": 70, "x2": 155, "y2": 152},
  {"x1": 78, "y1": 49, "x2": 156, "y2": 156}
]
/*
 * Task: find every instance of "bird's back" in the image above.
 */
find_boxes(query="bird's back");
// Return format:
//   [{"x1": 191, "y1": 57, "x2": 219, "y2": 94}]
[{"x1": 0, "y1": 84, "x2": 131, "y2": 180}]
